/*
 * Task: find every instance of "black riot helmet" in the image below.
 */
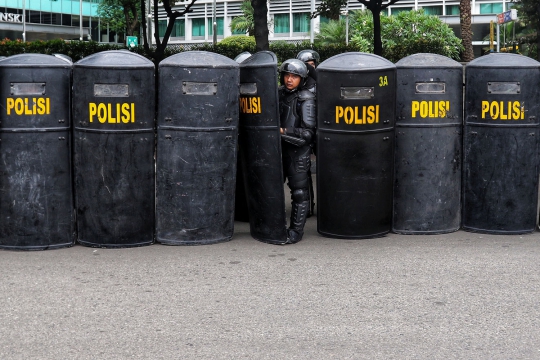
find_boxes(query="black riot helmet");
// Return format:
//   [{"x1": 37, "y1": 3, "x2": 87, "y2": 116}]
[
  {"x1": 279, "y1": 59, "x2": 308, "y2": 88},
  {"x1": 296, "y1": 50, "x2": 320, "y2": 67}
]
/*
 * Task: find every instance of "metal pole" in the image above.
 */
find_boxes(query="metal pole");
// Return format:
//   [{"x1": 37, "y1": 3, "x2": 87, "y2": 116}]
[
  {"x1": 212, "y1": 0, "x2": 217, "y2": 45},
  {"x1": 22, "y1": 0, "x2": 26, "y2": 42},
  {"x1": 496, "y1": 23, "x2": 500, "y2": 52},
  {"x1": 345, "y1": 2, "x2": 349, "y2": 46},
  {"x1": 80, "y1": 0, "x2": 83, "y2": 41},
  {"x1": 310, "y1": 0, "x2": 315, "y2": 44},
  {"x1": 148, "y1": 0, "x2": 152, "y2": 46}
]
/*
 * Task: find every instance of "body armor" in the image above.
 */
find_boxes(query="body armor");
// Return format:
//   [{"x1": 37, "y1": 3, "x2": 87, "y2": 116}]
[{"x1": 278, "y1": 86, "x2": 316, "y2": 243}]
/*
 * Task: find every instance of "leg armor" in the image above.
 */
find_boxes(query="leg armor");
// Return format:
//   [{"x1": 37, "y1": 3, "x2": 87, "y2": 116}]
[{"x1": 284, "y1": 152, "x2": 311, "y2": 244}]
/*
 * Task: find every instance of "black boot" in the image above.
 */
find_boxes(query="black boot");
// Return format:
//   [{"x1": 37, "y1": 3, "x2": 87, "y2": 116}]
[{"x1": 287, "y1": 200, "x2": 309, "y2": 244}]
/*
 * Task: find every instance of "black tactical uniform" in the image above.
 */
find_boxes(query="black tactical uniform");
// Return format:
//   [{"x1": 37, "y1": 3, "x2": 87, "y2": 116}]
[
  {"x1": 296, "y1": 50, "x2": 320, "y2": 216},
  {"x1": 278, "y1": 59, "x2": 316, "y2": 243}
]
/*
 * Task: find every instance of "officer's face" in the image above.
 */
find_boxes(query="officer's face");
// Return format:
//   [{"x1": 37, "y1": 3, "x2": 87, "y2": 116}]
[
  {"x1": 284, "y1": 73, "x2": 301, "y2": 90},
  {"x1": 307, "y1": 60, "x2": 316, "y2": 68}
]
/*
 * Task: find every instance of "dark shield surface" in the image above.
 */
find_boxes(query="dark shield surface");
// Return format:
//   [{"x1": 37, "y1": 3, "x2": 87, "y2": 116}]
[
  {"x1": 156, "y1": 51, "x2": 239, "y2": 245},
  {"x1": 463, "y1": 53, "x2": 540, "y2": 234},
  {"x1": 73, "y1": 51, "x2": 155, "y2": 247},
  {"x1": 0, "y1": 54, "x2": 74, "y2": 250},
  {"x1": 239, "y1": 51, "x2": 287, "y2": 244},
  {"x1": 317, "y1": 53, "x2": 396, "y2": 239},
  {"x1": 393, "y1": 53, "x2": 462, "y2": 234}
]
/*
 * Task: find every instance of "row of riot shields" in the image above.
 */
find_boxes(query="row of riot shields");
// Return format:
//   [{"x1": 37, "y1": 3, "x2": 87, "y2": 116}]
[
  {"x1": 0, "y1": 51, "x2": 241, "y2": 250},
  {"x1": 317, "y1": 52, "x2": 540, "y2": 238},
  {"x1": 0, "y1": 50, "x2": 538, "y2": 250}
]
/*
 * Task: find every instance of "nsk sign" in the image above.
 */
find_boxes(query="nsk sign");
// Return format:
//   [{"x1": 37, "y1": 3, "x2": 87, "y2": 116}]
[{"x1": 0, "y1": 13, "x2": 23, "y2": 23}]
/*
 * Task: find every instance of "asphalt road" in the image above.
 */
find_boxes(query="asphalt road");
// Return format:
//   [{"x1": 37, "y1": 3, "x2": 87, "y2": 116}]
[{"x1": 2, "y1": 215, "x2": 540, "y2": 359}]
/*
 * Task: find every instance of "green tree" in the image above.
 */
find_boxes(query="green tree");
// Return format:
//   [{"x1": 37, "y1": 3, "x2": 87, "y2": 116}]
[
  {"x1": 140, "y1": 0, "x2": 198, "y2": 66},
  {"x1": 460, "y1": 0, "x2": 474, "y2": 61},
  {"x1": 349, "y1": 10, "x2": 463, "y2": 62},
  {"x1": 251, "y1": 0, "x2": 270, "y2": 51},
  {"x1": 311, "y1": 0, "x2": 348, "y2": 21},
  {"x1": 230, "y1": 1, "x2": 255, "y2": 36},
  {"x1": 356, "y1": 0, "x2": 401, "y2": 56},
  {"x1": 315, "y1": 18, "x2": 348, "y2": 45},
  {"x1": 513, "y1": 0, "x2": 540, "y2": 60},
  {"x1": 97, "y1": 0, "x2": 140, "y2": 37}
]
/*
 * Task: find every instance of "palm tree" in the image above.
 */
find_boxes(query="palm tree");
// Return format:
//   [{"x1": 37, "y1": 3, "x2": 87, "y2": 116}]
[
  {"x1": 460, "y1": 0, "x2": 474, "y2": 61},
  {"x1": 315, "y1": 19, "x2": 347, "y2": 46},
  {"x1": 230, "y1": 1, "x2": 255, "y2": 36}
]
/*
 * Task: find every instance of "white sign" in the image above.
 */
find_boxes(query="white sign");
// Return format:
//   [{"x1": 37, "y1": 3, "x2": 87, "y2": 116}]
[
  {"x1": 0, "y1": 12, "x2": 22, "y2": 23},
  {"x1": 497, "y1": 9, "x2": 518, "y2": 24}
]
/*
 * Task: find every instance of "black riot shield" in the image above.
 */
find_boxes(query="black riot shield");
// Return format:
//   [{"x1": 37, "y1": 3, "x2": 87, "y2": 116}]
[
  {"x1": 239, "y1": 51, "x2": 287, "y2": 244},
  {"x1": 317, "y1": 53, "x2": 396, "y2": 239},
  {"x1": 0, "y1": 54, "x2": 74, "y2": 250},
  {"x1": 463, "y1": 53, "x2": 540, "y2": 234},
  {"x1": 393, "y1": 53, "x2": 462, "y2": 234},
  {"x1": 73, "y1": 51, "x2": 155, "y2": 247},
  {"x1": 156, "y1": 51, "x2": 239, "y2": 245}
]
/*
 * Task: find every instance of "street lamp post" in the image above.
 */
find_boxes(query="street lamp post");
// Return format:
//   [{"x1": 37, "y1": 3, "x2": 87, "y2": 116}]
[
  {"x1": 341, "y1": 3, "x2": 349, "y2": 46},
  {"x1": 80, "y1": 0, "x2": 83, "y2": 41},
  {"x1": 147, "y1": 0, "x2": 153, "y2": 46},
  {"x1": 212, "y1": 0, "x2": 217, "y2": 45},
  {"x1": 22, "y1": 0, "x2": 26, "y2": 42},
  {"x1": 310, "y1": 0, "x2": 315, "y2": 43}
]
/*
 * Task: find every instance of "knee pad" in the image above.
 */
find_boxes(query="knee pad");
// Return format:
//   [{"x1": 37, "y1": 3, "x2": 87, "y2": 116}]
[{"x1": 291, "y1": 188, "x2": 309, "y2": 203}]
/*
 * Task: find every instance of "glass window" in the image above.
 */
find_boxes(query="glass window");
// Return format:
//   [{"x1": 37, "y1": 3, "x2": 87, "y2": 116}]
[
  {"x1": 172, "y1": 19, "x2": 185, "y2": 37},
  {"x1": 422, "y1": 6, "x2": 442, "y2": 15},
  {"x1": 320, "y1": 16, "x2": 329, "y2": 24},
  {"x1": 208, "y1": 17, "x2": 224, "y2": 36},
  {"x1": 274, "y1": 14, "x2": 290, "y2": 34},
  {"x1": 293, "y1": 13, "x2": 310, "y2": 33},
  {"x1": 28, "y1": 10, "x2": 40, "y2": 24},
  {"x1": 445, "y1": 5, "x2": 460, "y2": 15},
  {"x1": 480, "y1": 3, "x2": 503, "y2": 14},
  {"x1": 62, "y1": 14, "x2": 71, "y2": 26},
  {"x1": 391, "y1": 7, "x2": 413, "y2": 15},
  {"x1": 158, "y1": 20, "x2": 167, "y2": 37},
  {"x1": 192, "y1": 18, "x2": 205, "y2": 37}
]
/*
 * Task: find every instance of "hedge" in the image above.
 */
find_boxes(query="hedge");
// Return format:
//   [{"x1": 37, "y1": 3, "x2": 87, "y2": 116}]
[{"x1": 0, "y1": 38, "x2": 360, "y2": 64}]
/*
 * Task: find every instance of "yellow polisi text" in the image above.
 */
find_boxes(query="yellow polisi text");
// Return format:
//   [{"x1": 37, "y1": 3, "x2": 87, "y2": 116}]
[
  {"x1": 335, "y1": 105, "x2": 380, "y2": 124},
  {"x1": 411, "y1": 101, "x2": 449, "y2": 118},
  {"x1": 89, "y1": 103, "x2": 135, "y2": 123},
  {"x1": 6, "y1": 97, "x2": 50, "y2": 115},
  {"x1": 240, "y1": 97, "x2": 261, "y2": 114},
  {"x1": 481, "y1": 101, "x2": 524, "y2": 120}
]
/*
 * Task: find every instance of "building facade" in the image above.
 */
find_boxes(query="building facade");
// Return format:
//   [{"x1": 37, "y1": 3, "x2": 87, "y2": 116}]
[
  {"x1": 0, "y1": 0, "x2": 515, "y2": 55},
  {"x1": 156, "y1": 0, "x2": 515, "y2": 56},
  {"x1": 0, "y1": 0, "x2": 119, "y2": 43}
]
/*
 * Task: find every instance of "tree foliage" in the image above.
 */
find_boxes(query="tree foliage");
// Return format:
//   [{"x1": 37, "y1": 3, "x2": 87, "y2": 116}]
[
  {"x1": 356, "y1": 0, "x2": 401, "y2": 55},
  {"x1": 315, "y1": 18, "x2": 349, "y2": 46},
  {"x1": 513, "y1": 0, "x2": 540, "y2": 61},
  {"x1": 97, "y1": 0, "x2": 140, "y2": 36},
  {"x1": 311, "y1": 0, "x2": 347, "y2": 21},
  {"x1": 140, "y1": 0, "x2": 198, "y2": 66},
  {"x1": 230, "y1": 2, "x2": 255, "y2": 36},
  {"x1": 317, "y1": 10, "x2": 463, "y2": 62}
]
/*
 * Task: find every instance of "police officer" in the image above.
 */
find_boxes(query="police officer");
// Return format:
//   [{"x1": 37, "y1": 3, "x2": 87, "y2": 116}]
[
  {"x1": 296, "y1": 49, "x2": 320, "y2": 217},
  {"x1": 279, "y1": 59, "x2": 316, "y2": 244},
  {"x1": 296, "y1": 49, "x2": 320, "y2": 94}
]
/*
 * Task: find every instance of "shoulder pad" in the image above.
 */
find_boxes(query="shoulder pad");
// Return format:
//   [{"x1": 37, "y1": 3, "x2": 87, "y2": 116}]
[{"x1": 298, "y1": 89, "x2": 316, "y2": 101}]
